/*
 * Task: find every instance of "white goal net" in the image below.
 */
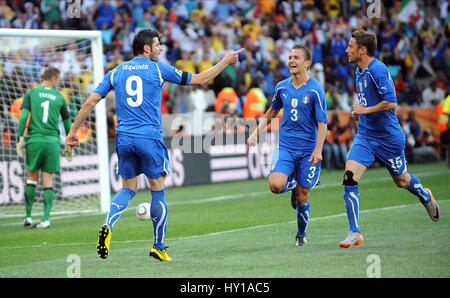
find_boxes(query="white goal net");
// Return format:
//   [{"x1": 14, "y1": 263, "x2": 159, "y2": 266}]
[{"x1": 0, "y1": 29, "x2": 110, "y2": 218}]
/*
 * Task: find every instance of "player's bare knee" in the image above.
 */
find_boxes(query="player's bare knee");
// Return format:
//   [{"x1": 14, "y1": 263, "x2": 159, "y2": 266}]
[
  {"x1": 123, "y1": 177, "x2": 138, "y2": 192},
  {"x1": 299, "y1": 187, "x2": 309, "y2": 197},
  {"x1": 27, "y1": 172, "x2": 39, "y2": 181},
  {"x1": 269, "y1": 183, "x2": 284, "y2": 194},
  {"x1": 297, "y1": 187, "x2": 309, "y2": 204},
  {"x1": 343, "y1": 170, "x2": 358, "y2": 186},
  {"x1": 268, "y1": 179, "x2": 284, "y2": 194},
  {"x1": 394, "y1": 177, "x2": 409, "y2": 189},
  {"x1": 268, "y1": 175, "x2": 285, "y2": 193},
  {"x1": 148, "y1": 176, "x2": 165, "y2": 191},
  {"x1": 41, "y1": 172, "x2": 54, "y2": 188}
]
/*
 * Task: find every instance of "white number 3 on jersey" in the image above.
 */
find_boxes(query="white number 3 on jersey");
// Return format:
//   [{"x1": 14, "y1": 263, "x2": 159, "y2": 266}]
[{"x1": 290, "y1": 98, "x2": 298, "y2": 121}]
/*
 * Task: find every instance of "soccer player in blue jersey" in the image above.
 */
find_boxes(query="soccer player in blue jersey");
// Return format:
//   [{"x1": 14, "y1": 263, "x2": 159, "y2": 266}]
[
  {"x1": 339, "y1": 30, "x2": 440, "y2": 248},
  {"x1": 247, "y1": 45, "x2": 328, "y2": 246},
  {"x1": 66, "y1": 29, "x2": 243, "y2": 261}
]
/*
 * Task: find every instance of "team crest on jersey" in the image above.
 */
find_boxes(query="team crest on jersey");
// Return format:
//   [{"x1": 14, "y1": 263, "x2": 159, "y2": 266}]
[
  {"x1": 175, "y1": 68, "x2": 183, "y2": 76},
  {"x1": 302, "y1": 94, "x2": 310, "y2": 104},
  {"x1": 364, "y1": 79, "x2": 367, "y2": 88}
]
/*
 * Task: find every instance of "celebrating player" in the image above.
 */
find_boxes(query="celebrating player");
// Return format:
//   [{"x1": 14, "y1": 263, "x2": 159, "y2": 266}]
[
  {"x1": 66, "y1": 29, "x2": 243, "y2": 261},
  {"x1": 17, "y1": 66, "x2": 73, "y2": 229},
  {"x1": 247, "y1": 45, "x2": 328, "y2": 246},
  {"x1": 339, "y1": 30, "x2": 440, "y2": 248}
]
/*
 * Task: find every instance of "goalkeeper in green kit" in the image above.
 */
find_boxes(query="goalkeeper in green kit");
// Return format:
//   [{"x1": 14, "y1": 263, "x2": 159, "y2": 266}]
[{"x1": 16, "y1": 66, "x2": 73, "y2": 228}]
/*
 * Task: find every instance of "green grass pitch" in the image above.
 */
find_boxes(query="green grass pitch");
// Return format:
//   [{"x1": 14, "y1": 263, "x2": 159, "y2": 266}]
[{"x1": 1, "y1": 162, "x2": 449, "y2": 278}]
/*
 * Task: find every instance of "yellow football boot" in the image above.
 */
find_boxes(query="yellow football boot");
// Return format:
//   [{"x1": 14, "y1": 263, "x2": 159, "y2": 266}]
[
  {"x1": 149, "y1": 245, "x2": 172, "y2": 262},
  {"x1": 97, "y1": 224, "x2": 111, "y2": 259}
]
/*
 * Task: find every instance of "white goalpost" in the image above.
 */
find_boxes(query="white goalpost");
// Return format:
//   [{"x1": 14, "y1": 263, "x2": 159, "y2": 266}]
[{"x1": 0, "y1": 28, "x2": 111, "y2": 217}]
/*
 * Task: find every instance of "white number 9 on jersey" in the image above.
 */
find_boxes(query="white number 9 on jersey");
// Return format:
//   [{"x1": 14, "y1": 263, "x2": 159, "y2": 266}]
[{"x1": 126, "y1": 75, "x2": 143, "y2": 107}]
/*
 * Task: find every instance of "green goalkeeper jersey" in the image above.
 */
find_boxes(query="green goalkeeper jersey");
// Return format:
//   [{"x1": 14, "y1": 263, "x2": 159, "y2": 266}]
[{"x1": 21, "y1": 85, "x2": 71, "y2": 143}]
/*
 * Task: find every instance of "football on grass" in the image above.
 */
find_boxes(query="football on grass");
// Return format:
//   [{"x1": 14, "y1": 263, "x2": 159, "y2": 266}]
[{"x1": 136, "y1": 203, "x2": 151, "y2": 220}]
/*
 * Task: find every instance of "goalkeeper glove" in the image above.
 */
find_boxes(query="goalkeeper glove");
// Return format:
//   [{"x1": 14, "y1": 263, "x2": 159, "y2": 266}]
[
  {"x1": 64, "y1": 146, "x2": 74, "y2": 162},
  {"x1": 16, "y1": 136, "x2": 26, "y2": 159}
]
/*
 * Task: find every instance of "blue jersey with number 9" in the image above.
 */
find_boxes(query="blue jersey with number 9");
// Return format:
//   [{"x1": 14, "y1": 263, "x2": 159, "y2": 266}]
[{"x1": 94, "y1": 56, "x2": 192, "y2": 140}]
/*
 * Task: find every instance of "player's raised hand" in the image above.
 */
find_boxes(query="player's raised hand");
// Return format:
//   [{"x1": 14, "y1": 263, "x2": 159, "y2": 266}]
[
  {"x1": 223, "y1": 48, "x2": 245, "y2": 65},
  {"x1": 66, "y1": 131, "x2": 79, "y2": 148}
]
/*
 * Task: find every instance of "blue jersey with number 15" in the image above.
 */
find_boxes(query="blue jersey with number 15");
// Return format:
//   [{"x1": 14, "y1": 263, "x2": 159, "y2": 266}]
[
  {"x1": 355, "y1": 58, "x2": 403, "y2": 140},
  {"x1": 94, "y1": 56, "x2": 192, "y2": 140}
]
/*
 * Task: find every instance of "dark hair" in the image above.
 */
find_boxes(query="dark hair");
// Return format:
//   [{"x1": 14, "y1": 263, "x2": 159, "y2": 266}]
[
  {"x1": 41, "y1": 66, "x2": 60, "y2": 80},
  {"x1": 351, "y1": 30, "x2": 377, "y2": 57},
  {"x1": 132, "y1": 29, "x2": 160, "y2": 56},
  {"x1": 292, "y1": 44, "x2": 312, "y2": 69}
]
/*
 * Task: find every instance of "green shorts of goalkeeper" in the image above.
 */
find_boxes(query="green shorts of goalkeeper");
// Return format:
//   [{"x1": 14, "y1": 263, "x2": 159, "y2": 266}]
[{"x1": 20, "y1": 141, "x2": 73, "y2": 228}]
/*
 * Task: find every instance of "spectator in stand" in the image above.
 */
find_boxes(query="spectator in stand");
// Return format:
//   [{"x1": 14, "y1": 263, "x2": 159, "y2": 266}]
[
  {"x1": 329, "y1": 29, "x2": 347, "y2": 61},
  {"x1": 414, "y1": 128, "x2": 439, "y2": 163},
  {"x1": 407, "y1": 111, "x2": 422, "y2": 146},
  {"x1": 443, "y1": 92, "x2": 450, "y2": 167},
  {"x1": 323, "y1": 112, "x2": 347, "y2": 169},
  {"x1": 1, "y1": 0, "x2": 448, "y2": 148},
  {"x1": 422, "y1": 81, "x2": 445, "y2": 107},
  {"x1": 189, "y1": 84, "x2": 216, "y2": 112},
  {"x1": 94, "y1": 0, "x2": 115, "y2": 30},
  {"x1": 412, "y1": 50, "x2": 435, "y2": 91},
  {"x1": 398, "y1": 114, "x2": 415, "y2": 163}
]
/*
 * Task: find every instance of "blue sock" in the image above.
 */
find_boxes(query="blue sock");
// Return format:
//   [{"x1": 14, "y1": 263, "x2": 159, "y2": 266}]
[
  {"x1": 296, "y1": 203, "x2": 310, "y2": 237},
  {"x1": 104, "y1": 188, "x2": 135, "y2": 231},
  {"x1": 407, "y1": 174, "x2": 431, "y2": 204},
  {"x1": 151, "y1": 189, "x2": 168, "y2": 250},
  {"x1": 343, "y1": 185, "x2": 360, "y2": 233}
]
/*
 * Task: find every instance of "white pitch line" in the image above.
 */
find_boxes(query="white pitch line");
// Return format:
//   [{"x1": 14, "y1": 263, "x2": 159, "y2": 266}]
[
  {"x1": 1, "y1": 169, "x2": 448, "y2": 224},
  {"x1": 1, "y1": 200, "x2": 447, "y2": 251},
  {"x1": 169, "y1": 169, "x2": 449, "y2": 206}
]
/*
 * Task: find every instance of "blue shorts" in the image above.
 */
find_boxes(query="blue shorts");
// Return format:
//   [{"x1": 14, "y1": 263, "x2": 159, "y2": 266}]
[
  {"x1": 116, "y1": 134, "x2": 170, "y2": 179},
  {"x1": 347, "y1": 134, "x2": 407, "y2": 176},
  {"x1": 270, "y1": 147, "x2": 321, "y2": 189}
]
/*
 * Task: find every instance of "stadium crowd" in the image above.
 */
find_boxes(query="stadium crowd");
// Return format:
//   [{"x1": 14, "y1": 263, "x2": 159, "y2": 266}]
[{"x1": 1, "y1": 0, "x2": 449, "y2": 168}]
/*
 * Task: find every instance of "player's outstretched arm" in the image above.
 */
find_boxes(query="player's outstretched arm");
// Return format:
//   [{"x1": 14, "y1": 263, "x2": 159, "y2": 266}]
[
  {"x1": 247, "y1": 107, "x2": 280, "y2": 147},
  {"x1": 66, "y1": 93, "x2": 103, "y2": 148},
  {"x1": 189, "y1": 48, "x2": 245, "y2": 85}
]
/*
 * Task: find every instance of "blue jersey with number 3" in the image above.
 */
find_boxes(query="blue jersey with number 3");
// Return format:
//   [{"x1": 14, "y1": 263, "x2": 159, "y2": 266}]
[
  {"x1": 271, "y1": 77, "x2": 328, "y2": 152},
  {"x1": 94, "y1": 56, "x2": 192, "y2": 140},
  {"x1": 355, "y1": 58, "x2": 403, "y2": 140}
]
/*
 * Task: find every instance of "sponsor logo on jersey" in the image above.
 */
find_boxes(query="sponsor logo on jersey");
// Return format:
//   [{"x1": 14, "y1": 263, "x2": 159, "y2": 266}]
[{"x1": 175, "y1": 68, "x2": 183, "y2": 77}]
